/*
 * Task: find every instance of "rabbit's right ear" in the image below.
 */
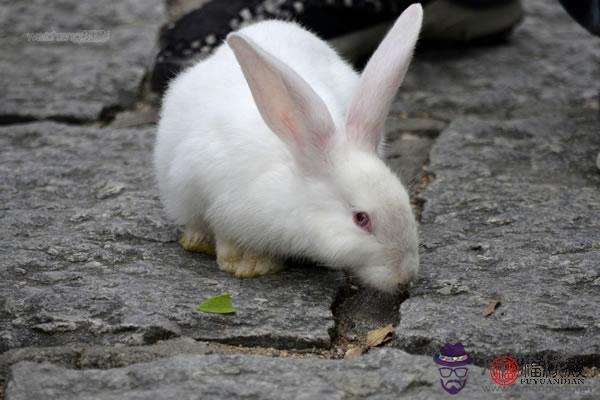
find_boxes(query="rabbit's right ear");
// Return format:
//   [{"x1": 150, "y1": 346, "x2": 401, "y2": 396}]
[
  {"x1": 345, "y1": 4, "x2": 423, "y2": 154},
  {"x1": 228, "y1": 33, "x2": 335, "y2": 171}
]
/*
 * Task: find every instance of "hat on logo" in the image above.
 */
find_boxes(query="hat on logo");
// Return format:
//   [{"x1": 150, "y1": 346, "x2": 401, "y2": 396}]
[{"x1": 433, "y1": 343, "x2": 474, "y2": 366}]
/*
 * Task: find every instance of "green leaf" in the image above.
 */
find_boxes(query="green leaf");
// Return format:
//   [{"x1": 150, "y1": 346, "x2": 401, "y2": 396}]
[{"x1": 197, "y1": 293, "x2": 236, "y2": 314}]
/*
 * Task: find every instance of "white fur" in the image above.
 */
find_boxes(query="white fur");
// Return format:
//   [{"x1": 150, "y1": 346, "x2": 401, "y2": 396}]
[{"x1": 155, "y1": 5, "x2": 423, "y2": 292}]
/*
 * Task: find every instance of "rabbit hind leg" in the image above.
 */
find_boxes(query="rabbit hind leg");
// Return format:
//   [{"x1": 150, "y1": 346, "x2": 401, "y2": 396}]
[
  {"x1": 179, "y1": 222, "x2": 215, "y2": 256},
  {"x1": 216, "y1": 239, "x2": 284, "y2": 278}
]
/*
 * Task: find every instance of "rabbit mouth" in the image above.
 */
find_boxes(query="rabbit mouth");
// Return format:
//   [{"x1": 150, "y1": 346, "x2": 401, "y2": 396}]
[{"x1": 354, "y1": 255, "x2": 419, "y2": 293}]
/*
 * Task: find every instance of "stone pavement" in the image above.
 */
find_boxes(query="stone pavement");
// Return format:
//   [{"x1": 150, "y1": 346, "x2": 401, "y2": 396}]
[
  {"x1": 1, "y1": 0, "x2": 599, "y2": 399},
  {"x1": 6, "y1": 348, "x2": 594, "y2": 400},
  {"x1": 0, "y1": 0, "x2": 165, "y2": 122}
]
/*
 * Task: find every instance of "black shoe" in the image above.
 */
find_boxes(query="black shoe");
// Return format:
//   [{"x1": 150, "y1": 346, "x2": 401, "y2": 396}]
[
  {"x1": 558, "y1": 0, "x2": 600, "y2": 36},
  {"x1": 151, "y1": 0, "x2": 421, "y2": 93},
  {"x1": 150, "y1": 0, "x2": 523, "y2": 93}
]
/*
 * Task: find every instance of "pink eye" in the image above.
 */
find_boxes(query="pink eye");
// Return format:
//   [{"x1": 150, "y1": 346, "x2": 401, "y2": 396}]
[{"x1": 353, "y1": 211, "x2": 372, "y2": 233}]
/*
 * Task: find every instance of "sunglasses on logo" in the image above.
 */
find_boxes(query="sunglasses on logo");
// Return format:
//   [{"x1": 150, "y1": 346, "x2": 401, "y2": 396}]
[{"x1": 438, "y1": 367, "x2": 469, "y2": 378}]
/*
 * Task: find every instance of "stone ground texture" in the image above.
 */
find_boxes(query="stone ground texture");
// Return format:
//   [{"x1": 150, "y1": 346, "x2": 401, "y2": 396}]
[
  {"x1": 7, "y1": 349, "x2": 596, "y2": 400},
  {"x1": 0, "y1": 122, "x2": 341, "y2": 352},
  {"x1": 396, "y1": 114, "x2": 600, "y2": 364},
  {"x1": 1, "y1": 0, "x2": 599, "y2": 399},
  {"x1": 0, "y1": 0, "x2": 166, "y2": 122}
]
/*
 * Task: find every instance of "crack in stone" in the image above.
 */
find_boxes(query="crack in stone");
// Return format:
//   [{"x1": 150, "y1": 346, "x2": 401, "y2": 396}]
[{"x1": 0, "y1": 114, "x2": 91, "y2": 127}]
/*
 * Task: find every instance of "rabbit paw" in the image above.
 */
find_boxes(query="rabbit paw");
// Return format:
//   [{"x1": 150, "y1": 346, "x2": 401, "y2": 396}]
[
  {"x1": 178, "y1": 225, "x2": 215, "y2": 256},
  {"x1": 216, "y1": 240, "x2": 284, "y2": 278}
]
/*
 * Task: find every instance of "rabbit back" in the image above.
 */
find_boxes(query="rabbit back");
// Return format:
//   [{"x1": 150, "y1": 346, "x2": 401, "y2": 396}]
[{"x1": 155, "y1": 20, "x2": 359, "y2": 228}]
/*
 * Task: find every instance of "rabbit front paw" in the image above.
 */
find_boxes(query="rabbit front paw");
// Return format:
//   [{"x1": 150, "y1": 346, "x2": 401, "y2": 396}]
[
  {"x1": 178, "y1": 224, "x2": 215, "y2": 256},
  {"x1": 216, "y1": 239, "x2": 284, "y2": 278}
]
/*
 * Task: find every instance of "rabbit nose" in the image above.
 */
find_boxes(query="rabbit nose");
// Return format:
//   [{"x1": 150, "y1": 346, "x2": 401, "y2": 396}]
[{"x1": 397, "y1": 281, "x2": 412, "y2": 292}]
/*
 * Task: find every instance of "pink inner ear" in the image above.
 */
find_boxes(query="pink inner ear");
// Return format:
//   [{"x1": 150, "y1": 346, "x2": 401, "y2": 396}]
[
  {"x1": 227, "y1": 32, "x2": 335, "y2": 170},
  {"x1": 280, "y1": 113, "x2": 296, "y2": 138}
]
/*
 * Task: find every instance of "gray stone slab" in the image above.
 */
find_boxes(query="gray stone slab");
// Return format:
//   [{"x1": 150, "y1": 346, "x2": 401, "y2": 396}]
[
  {"x1": 5, "y1": 348, "x2": 598, "y2": 400},
  {"x1": 0, "y1": 122, "x2": 341, "y2": 352},
  {"x1": 0, "y1": 337, "x2": 210, "y2": 391},
  {"x1": 0, "y1": 0, "x2": 166, "y2": 122},
  {"x1": 396, "y1": 0, "x2": 600, "y2": 120},
  {"x1": 395, "y1": 111, "x2": 600, "y2": 364}
]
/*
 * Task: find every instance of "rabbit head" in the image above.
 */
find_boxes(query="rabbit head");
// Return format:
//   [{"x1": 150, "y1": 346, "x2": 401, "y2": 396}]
[{"x1": 227, "y1": 4, "x2": 423, "y2": 292}]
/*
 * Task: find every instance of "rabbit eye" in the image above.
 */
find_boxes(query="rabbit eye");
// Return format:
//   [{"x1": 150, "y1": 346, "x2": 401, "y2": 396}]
[{"x1": 353, "y1": 211, "x2": 372, "y2": 233}]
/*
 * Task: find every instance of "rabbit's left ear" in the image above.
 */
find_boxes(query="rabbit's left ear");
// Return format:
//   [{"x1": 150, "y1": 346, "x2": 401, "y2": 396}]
[
  {"x1": 345, "y1": 4, "x2": 423, "y2": 154},
  {"x1": 228, "y1": 33, "x2": 335, "y2": 171}
]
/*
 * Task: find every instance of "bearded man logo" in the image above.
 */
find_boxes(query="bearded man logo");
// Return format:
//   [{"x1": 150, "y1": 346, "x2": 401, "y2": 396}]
[{"x1": 433, "y1": 343, "x2": 474, "y2": 395}]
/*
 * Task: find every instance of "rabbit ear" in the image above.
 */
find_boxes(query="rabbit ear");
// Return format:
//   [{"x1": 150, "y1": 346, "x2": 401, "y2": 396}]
[
  {"x1": 345, "y1": 4, "x2": 423, "y2": 153},
  {"x1": 227, "y1": 33, "x2": 335, "y2": 170}
]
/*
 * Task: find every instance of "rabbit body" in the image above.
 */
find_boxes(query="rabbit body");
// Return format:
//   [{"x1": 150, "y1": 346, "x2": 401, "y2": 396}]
[
  {"x1": 155, "y1": 5, "x2": 424, "y2": 292},
  {"x1": 156, "y1": 21, "x2": 358, "y2": 257}
]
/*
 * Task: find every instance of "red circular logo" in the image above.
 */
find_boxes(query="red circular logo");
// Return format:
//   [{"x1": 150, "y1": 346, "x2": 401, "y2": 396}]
[{"x1": 489, "y1": 355, "x2": 520, "y2": 387}]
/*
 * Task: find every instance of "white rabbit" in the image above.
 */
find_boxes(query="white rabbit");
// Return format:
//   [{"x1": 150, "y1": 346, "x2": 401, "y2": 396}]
[{"x1": 154, "y1": 4, "x2": 423, "y2": 292}]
